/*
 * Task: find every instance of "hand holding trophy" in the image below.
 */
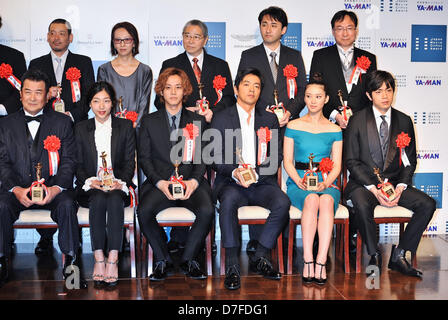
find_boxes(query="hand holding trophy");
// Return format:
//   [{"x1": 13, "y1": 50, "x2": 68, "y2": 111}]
[
  {"x1": 169, "y1": 161, "x2": 185, "y2": 199},
  {"x1": 196, "y1": 83, "x2": 210, "y2": 113},
  {"x1": 30, "y1": 163, "x2": 45, "y2": 201},
  {"x1": 337, "y1": 89, "x2": 352, "y2": 121},
  {"x1": 235, "y1": 147, "x2": 257, "y2": 186},
  {"x1": 52, "y1": 83, "x2": 65, "y2": 113},
  {"x1": 270, "y1": 89, "x2": 286, "y2": 122},
  {"x1": 303, "y1": 153, "x2": 318, "y2": 191},
  {"x1": 374, "y1": 167, "x2": 396, "y2": 201}
]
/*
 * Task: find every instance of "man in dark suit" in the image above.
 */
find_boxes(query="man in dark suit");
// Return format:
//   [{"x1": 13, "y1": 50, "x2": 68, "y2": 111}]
[
  {"x1": 211, "y1": 68, "x2": 290, "y2": 290},
  {"x1": 310, "y1": 10, "x2": 377, "y2": 128},
  {"x1": 137, "y1": 67, "x2": 214, "y2": 281},
  {"x1": 0, "y1": 69, "x2": 87, "y2": 288},
  {"x1": 0, "y1": 16, "x2": 27, "y2": 117},
  {"x1": 344, "y1": 70, "x2": 436, "y2": 278},
  {"x1": 28, "y1": 18, "x2": 95, "y2": 253}
]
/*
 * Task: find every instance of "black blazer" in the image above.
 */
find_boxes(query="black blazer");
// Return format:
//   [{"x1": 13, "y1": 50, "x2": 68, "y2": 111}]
[
  {"x1": 237, "y1": 44, "x2": 307, "y2": 119},
  {"x1": 344, "y1": 106, "x2": 417, "y2": 197},
  {"x1": 211, "y1": 104, "x2": 282, "y2": 200},
  {"x1": 137, "y1": 108, "x2": 207, "y2": 194},
  {"x1": 74, "y1": 116, "x2": 136, "y2": 191},
  {"x1": 28, "y1": 51, "x2": 95, "y2": 123},
  {"x1": 309, "y1": 45, "x2": 377, "y2": 119},
  {"x1": 154, "y1": 50, "x2": 236, "y2": 114},
  {"x1": 0, "y1": 106, "x2": 76, "y2": 192},
  {"x1": 0, "y1": 44, "x2": 27, "y2": 115}
]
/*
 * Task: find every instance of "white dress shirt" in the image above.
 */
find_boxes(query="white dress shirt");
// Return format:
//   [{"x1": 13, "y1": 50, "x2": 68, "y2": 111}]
[
  {"x1": 24, "y1": 109, "x2": 44, "y2": 140},
  {"x1": 186, "y1": 50, "x2": 204, "y2": 71},
  {"x1": 263, "y1": 43, "x2": 281, "y2": 66},
  {"x1": 50, "y1": 50, "x2": 69, "y2": 84}
]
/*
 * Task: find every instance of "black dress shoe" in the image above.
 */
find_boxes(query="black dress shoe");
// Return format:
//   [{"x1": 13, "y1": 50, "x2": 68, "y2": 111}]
[
  {"x1": 149, "y1": 260, "x2": 174, "y2": 281},
  {"x1": 0, "y1": 256, "x2": 8, "y2": 288},
  {"x1": 35, "y1": 237, "x2": 54, "y2": 255},
  {"x1": 246, "y1": 240, "x2": 258, "y2": 254},
  {"x1": 388, "y1": 245, "x2": 423, "y2": 278},
  {"x1": 249, "y1": 257, "x2": 281, "y2": 280},
  {"x1": 180, "y1": 260, "x2": 207, "y2": 280},
  {"x1": 367, "y1": 252, "x2": 382, "y2": 276},
  {"x1": 224, "y1": 265, "x2": 241, "y2": 290},
  {"x1": 62, "y1": 255, "x2": 88, "y2": 289}
]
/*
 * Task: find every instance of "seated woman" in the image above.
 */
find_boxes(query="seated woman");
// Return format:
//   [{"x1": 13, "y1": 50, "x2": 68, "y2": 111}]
[
  {"x1": 75, "y1": 81, "x2": 136, "y2": 287},
  {"x1": 97, "y1": 21, "x2": 153, "y2": 128},
  {"x1": 283, "y1": 73, "x2": 342, "y2": 285}
]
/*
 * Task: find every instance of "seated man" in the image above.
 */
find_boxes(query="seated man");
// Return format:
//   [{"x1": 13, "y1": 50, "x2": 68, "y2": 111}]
[
  {"x1": 0, "y1": 69, "x2": 86, "y2": 288},
  {"x1": 211, "y1": 68, "x2": 291, "y2": 290},
  {"x1": 137, "y1": 67, "x2": 214, "y2": 281},
  {"x1": 344, "y1": 70, "x2": 436, "y2": 278}
]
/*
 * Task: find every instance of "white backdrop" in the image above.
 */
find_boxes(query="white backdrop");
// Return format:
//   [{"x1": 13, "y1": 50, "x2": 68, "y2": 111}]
[{"x1": 1, "y1": 0, "x2": 447, "y2": 240}]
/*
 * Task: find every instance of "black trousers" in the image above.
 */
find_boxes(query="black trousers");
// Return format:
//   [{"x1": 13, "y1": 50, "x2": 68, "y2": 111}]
[
  {"x1": 78, "y1": 189, "x2": 129, "y2": 252},
  {"x1": 0, "y1": 190, "x2": 80, "y2": 257},
  {"x1": 218, "y1": 183, "x2": 290, "y2": 249},
  {"x1": 349, "y1": 186, "x2": 436, "y2": 255},
  {"x1": 137, "y1": 182, "x2": 214, "y2": 263}
]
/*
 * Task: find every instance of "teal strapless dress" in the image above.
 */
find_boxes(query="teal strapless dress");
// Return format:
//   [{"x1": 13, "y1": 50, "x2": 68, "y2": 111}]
[{"x1": 285, "y1": 128, "x2": 342, "y2": 213}]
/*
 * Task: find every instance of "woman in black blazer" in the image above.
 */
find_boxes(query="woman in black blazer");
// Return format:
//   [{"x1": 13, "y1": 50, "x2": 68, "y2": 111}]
[{"x1": 75, "y1": 81, "x2": 136, "y2": 287}]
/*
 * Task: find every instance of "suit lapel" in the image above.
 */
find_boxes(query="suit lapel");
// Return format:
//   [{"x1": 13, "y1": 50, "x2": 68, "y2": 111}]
[
  {"x1": 15, "y1": 112, "x2": 32, "y2": 176},
  {"x1": 86, "y1": 119, "x2": 98, "y2": 171},
  {"x1": 256, "y1": 44, "x2": 275, "y2": 85},
  {"x1": 34, "y1": 109, "x2": 53, "y2": 163},
  {"x1": 366, "y1": 107, "x2": 384, "y2": 169},
  {"x1": 329, "y1": 45, "x2": 349, "y2": 98},
  {"x1": 44, "y1": 53, "x2": 57, "y2": 85},
  {"x1": 111, "y1": 117, "x2": 119, "y2": 168},
  {"x1": 181, "y1": 52, "x2": 198, "y2": 85},
  {"x1": 383, "y1": 108, "x2": 399, "y2": 171}
]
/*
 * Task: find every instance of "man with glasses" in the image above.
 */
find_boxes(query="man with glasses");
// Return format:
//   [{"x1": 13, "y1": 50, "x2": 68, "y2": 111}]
[{"x1": 28, "y1": 18, "x2": 94, "y2": 255}]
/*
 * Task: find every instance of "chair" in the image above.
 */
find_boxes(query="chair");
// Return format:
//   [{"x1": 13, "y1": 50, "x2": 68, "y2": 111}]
[
  {"x1": 141, "y1": 207, "x2": 213, "y2": 277},
  {"x1": 355, "y1": 205, "x2": 417, "y2": 273},
  {"x1": 13, "y1": 206, "x2": 139, "y2": 278}
]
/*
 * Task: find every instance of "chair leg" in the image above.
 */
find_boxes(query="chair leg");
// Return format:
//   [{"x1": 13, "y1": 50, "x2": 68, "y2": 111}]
[
  {"x1": 147, "y1": 241, "x2": 153, "y2": 276},
  {"x1": 220, "y1": 244, "x2": 226, "y2": 276},
  {"x1": 276, "y1": 233, "x2": 284, "y2": 274},
  {"x1": 344, "y1": 221, "x2": 350, "y2": 273},
  {"x1": 335, "y1": 224, "x2": 341, "y2": 257},
  {"x1": 141, "y1": 236, "x2": 147, "y2": 278},
  {"x1": 356, "y1": 231, "x2": 362, "y2": 273},
  {"x1": 287, "y1": 221, "x2": 295, "y2": 275},
  {"x1": 135, "y1": 214, "x2": 141, "y2": 278},
  {"x1": 411, "y1": 252, "x2": 417, "y2": 268},
  {"x1": 206, "y1": 231, "x2": 212, "y2": 276},
  {"x1": 129, "y1": 224, "x2": 136, "y2": 278}
]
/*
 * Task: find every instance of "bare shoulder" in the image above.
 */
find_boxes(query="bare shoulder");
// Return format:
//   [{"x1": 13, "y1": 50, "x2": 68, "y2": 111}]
[{"x1": 286, "y1": 118, "x2": 305, "y2": 130}]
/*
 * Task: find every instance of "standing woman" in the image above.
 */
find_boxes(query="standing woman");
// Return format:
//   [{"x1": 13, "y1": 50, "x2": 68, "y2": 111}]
[
  {"x1": 75, "y1": 81, "x2": 136, "y2": 287},
  {"x1": 283, "y1": 74, "x2": 342, "y2": 285},
  {"x1": 97, "y1": 22, "x2": 152, "y2": 127}
]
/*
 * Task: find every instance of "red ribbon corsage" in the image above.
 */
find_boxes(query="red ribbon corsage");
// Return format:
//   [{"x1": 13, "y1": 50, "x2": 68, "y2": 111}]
[
  {"x1": 283, "y1": 64, "x2": 298, "y2": 99},
  {"x1": 125, "y1": 111, "x2": 138, "y2": 124},
  {"x1": 44, "y1": 135, "x2": 61, "y2": 176},
  {"x1": 213, "y1": 75, "x2": 226, "y2": 106},
  {"x1": 396, "y1": 132, "x2": 411, "y2": 166}
]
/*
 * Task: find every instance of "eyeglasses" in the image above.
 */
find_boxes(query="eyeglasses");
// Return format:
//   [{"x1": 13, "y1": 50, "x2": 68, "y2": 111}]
[
  {"x1": 333, "y1": 26, "x2": 356, "y2": 33},
  {"x1": 113, "y1": 38, "x2": 133, "y2": 44},
  {"x1": 182, "y1": 33, "x2": 204, "y2": 41}
]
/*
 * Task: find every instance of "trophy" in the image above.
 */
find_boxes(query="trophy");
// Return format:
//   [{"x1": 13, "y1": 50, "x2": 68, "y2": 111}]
[
  {"x1": 306, "y1": 154, "x2": 318, "y2": 191},
  {"x1": 270, "y1": 89, "x2": 285, "y2": 121},
  {"x1": 99, "y1": 152, "x2": 114, "y2": 190},
  {"x1": 170, "y1": 162, "x2": 185, "y2": 199},
  {"x1": 337, "y1": 90, "x2": 352, "y2": 120},
  {"x1": 31, "y1": 163, "x2": 45, "y2": 201},
  {"x1": 235, "y1": 147, "x2": 257, "y2": 186},
  {"x1": 53, "y1": 83, "x2": 65, "y2": 113},
  {"x1": 374, "y1": 167, "x2": 396, "y2": 201},
  {"x1": 116, "y1": 96, "x2": 125, "y2": 118},
  {"x1": 196, "y1": 83, "x2": 209, "y2": 112}
]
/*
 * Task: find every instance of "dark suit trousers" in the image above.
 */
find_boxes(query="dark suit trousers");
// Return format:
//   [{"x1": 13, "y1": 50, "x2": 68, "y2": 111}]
[
  {"x1": 349, "y1": 186, "x2": 436, "y2": 255},
  {"x1": 0, "y1": 190, "x2": 80, "y2": 257},
  {"x1": 137, "y1": 182, "x2": 214, "y2": 263},
  {"x1": 218, "y1": 183, "x2": 290, "y2": 249}
]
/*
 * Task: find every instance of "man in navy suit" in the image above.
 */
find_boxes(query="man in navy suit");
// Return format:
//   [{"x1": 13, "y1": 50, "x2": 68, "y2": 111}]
[
  {"x1": 0, "y1": 69, "x2": 86, "y2": 288},
  {"x1": 28, "y1": 18, "x2": 95, "y2": 252},
  {"x1": 211, "y1": 68, "x2": 290, "y2": 290}
]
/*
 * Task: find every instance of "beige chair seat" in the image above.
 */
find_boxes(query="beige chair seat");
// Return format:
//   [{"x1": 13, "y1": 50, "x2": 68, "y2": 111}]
[
  {"x1": 155, "y1": 207, "x2": 196, "y2": 223},
  {"x1": 237, "y1": 206, "x2": 271, "y2": 220},
  {"x1": 373, "y1": 205, "x2": 413, "y2": 218}
]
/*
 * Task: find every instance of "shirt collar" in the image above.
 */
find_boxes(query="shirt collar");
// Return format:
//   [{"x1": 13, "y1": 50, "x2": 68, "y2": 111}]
[
  {"x1": 336, "y1": 43, "x2": 354, "y2": 56},
  {"x1": 94, "y1": 115, "x2": 112, "y2": 129},
  {"x1": 236, "y1": 103, "x2": 255, "y2": 123},
  {"x1": 24, "y1": 108, "x2": 44, "y2": 117},
  {"x1": 263, "y1": 43, "x2": 281, "y2": 59},
  {"x1": 186, "y1": 50, "x2": 204, "y2": 64},
  {"x1": 51, "y1": 49, "x2": 69, "y2": 63},
  {"x1": 372, "y1": 105, "x2": 392, "y2": 121}
]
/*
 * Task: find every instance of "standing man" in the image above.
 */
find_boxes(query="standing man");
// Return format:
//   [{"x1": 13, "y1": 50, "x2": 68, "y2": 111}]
[
  {"x1": 138, "y1": 68, "x2": 214, "y2": 281},
  {"x1": 0, "y1": 69, "x2": 87, "y2": 288},
  {"x1": 344, "y1": 70, "x2": 436, "y2": 278},
  {"x1": 28, "y1": 18, "x2": 95, "y2": 254},
  {"x1": 211, "y1": 68, "x2": 290, "y2": 290},
  {"x1": 0, "y1": 16, "x2": 27, "y2": 117},
  {"x1": 309, "y1": 10, "x2": 377, "y2": 128}
]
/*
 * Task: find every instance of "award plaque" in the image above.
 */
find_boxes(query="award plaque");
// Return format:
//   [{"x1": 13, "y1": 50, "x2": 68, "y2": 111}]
[
  {"x1": 306, "y1": 154, "x2": 318, "y2": 191},
  {"x1": 374, "y1": 168, "x2": 396, "y2": 201},
  {"x1": 31, "y1": 163, "x2": 44, "y2": 201},
  {"x1": 337, "y1": 90, "x2": 353, "y2": 120},
  {"x1": 99, "y1": 152, "x2": 114, "y2": 190},
  {"x1": 170, "y1": 162, "x2": 185, "y2": 199},
  {"x1": 236, "y1": 148, "x2": 257, "y2": 186},
  {"x1": 196, "y1": 83, "x2": 209, "y2": 111},
  {"x1": 271, "y1": 89, "x2": 285, "y2": 121},
  {"x1": 53, "y1": 83, "x2": 65, "y2": 113}
]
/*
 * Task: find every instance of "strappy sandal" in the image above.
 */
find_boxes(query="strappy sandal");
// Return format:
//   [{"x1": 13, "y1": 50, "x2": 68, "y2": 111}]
[
  {"x1": 302, "y1": 261, "x2": 314, "y2": 284},
  {"x1": 93, "y1": 259, "x2": 105, "y2": 287},
  {"x1": 104, "y1": 259, "x2": 119, "y2": 287},
  {"x1": 314, "y1": 261, "x2": 327, "y2": 285}
]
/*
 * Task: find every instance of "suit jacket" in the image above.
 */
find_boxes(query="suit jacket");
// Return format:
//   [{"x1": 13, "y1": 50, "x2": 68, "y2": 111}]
[
  {"x1": 137, "y1": 108, "x2": 207, "y2": 194},
  {"x1": 211, "y1": 104, "x2": 282, "y2": 200},
  {"x1": 237, "y1": 44, "x2": 307, "y2": 119},
  {"x1": 344, "y1": 106, "x2": 417, "y2": 197},
  {"x1": 74, "y1": 116, "x2": 136, "y2": 191},
  {"x1": 0, "y1": 44, "x2": 27, "y2": 115},
  {"x1": 309, "y1": 45, "x2": 377, "y2": 119},
  {"x1": 0, "y1": 106, "x2": 76, "y2": 192},
  {"x1": 154, "y1": 50, "x2": 236, "y2": 114},
  {"x1": 28, "y1": 51, "x2": 95, "y2": 123}
]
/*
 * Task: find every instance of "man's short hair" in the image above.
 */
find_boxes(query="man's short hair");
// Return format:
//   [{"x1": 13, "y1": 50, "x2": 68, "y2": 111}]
[
  {"x1": 258, "y1": 6, "x2": 288, "y2": 28},
  {"x1": 48, "y1": 18, "x2": 72, "y2": 35},
  {"x1": 110, "y1": 22, "x2": 140, "y2": 56},
  {"x1": 86, "y1": 81, "x2": 117, "y2": 110},
  {"x1": 234, "y1": 68, "x2": 264, "y2": 91},
  {"x1": 183, "y1": 19, "x2": 208, "y2": 39},
  {"x1": 21, "y1": 68, "x2": 50, "y2": 93},
  {"x1": 331, "y1": 10, "x2": 358, "y2": 29},
  {"x1": 155, "y1": 67, "x2": 193, "y2": 104},
  {"x1": 365, "y1": 70, "x2": 396, "y2": 95}
]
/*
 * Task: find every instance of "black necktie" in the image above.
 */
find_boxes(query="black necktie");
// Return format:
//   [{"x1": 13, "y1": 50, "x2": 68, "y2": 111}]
[
  {"x1": 25, "y1": 115, "x2": 43, "y2": 123},
  {"x1": 379, "y1": 115, "x2": 389, "y2": 160},
  {"x1": 170, "y1": 115, "x2": 177, "y2": 133}
]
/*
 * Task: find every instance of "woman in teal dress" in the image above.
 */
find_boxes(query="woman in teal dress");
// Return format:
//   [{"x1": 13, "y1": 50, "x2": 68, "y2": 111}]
[{"x1": 283, "y1": 74, "x2": 342, "y2": 285}]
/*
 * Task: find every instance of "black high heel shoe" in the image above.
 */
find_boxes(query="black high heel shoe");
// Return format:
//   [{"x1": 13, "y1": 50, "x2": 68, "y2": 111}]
[
  {"x1": 302, "y1": 261, "x2": 314, "y2": 284},
  {"x1": 314, "y1": 261, "x2": 327, "y2": 285}
]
